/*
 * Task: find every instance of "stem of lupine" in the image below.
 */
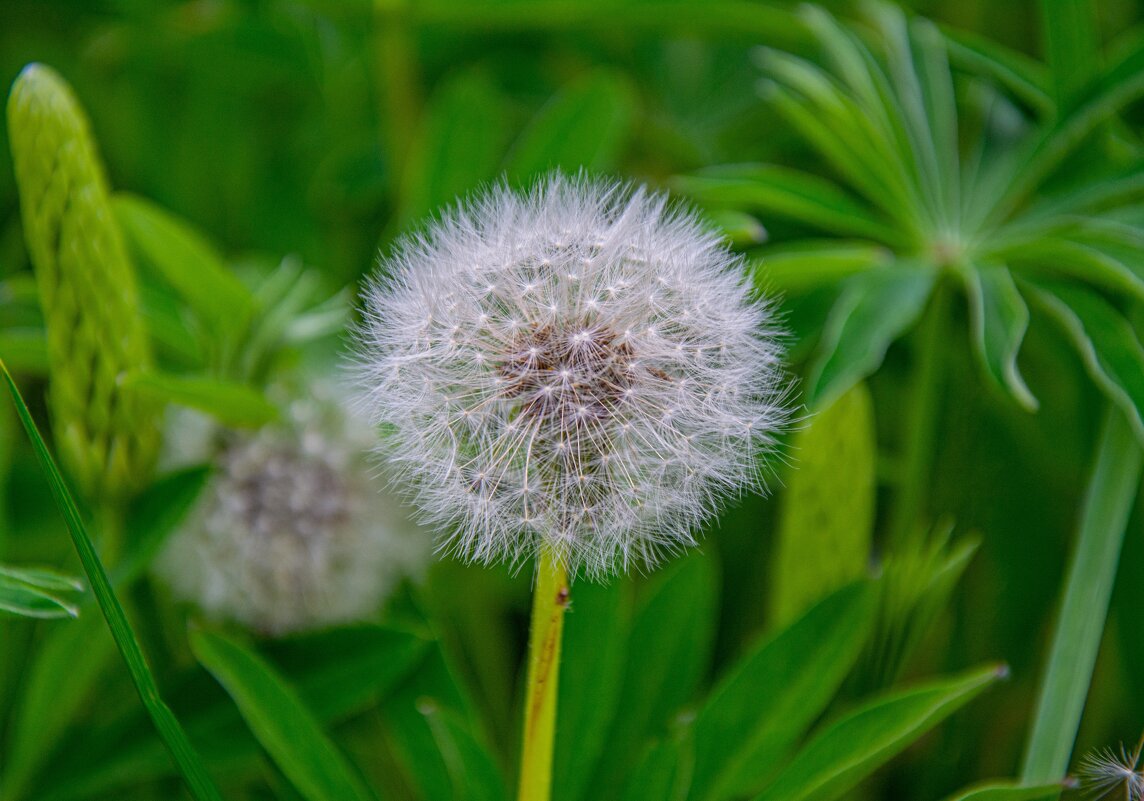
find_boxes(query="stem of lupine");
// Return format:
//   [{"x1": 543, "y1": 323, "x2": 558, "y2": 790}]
[{"x1": 517, "y1": 546, "x2": 570, "y2": 801}]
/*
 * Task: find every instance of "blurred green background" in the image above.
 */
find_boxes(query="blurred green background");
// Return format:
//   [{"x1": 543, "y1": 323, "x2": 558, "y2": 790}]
[{"x1": 3, "y1": 1, "x2": 1144, "y2": 800}]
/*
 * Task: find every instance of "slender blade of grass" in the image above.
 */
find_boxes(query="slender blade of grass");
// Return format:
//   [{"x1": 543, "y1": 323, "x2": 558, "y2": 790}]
[
  {"x1": 0, "y1": 359, "x2": 224, "y2": 801},
  {"x1": 1020, "y1": 407, "x2": 1143, "y2": 783}
]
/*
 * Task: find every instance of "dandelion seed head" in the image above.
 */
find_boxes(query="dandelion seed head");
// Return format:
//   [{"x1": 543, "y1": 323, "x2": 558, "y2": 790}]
[
  {"x1": 156, "y1": 390, "x2": 425, "y2": 634},
  {"x1": 352, "y1": 173, "x2": 789, "y2": 579},
  {"x1": 1079, "y1": 737, "x2": 1144, "y2": 800}
]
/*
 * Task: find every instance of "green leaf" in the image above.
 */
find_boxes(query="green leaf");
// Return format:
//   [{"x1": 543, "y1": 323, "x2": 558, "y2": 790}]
[
  {"x1": 115, "y1": 466, "x2": 212, "y2": 586},
  {"x1": 419, "y1": 701, "x2": 508, "y2": 801},
  {"x1": 555, "y1": 581, "x2": 631, "y2": 801},
  {"x1": 0, "y1": 574, "x2": 79, "y2": 618},
  {"x1": 0, "y1": 359, "x2": 224, "y2": 801},
  {"x1": 113, "y1": 193, "x2": 253, "y2": 333},
  {"x1": 941, "y1": 26, "x2": 1052, "y2": 115},
  {"x1": 1039, "y1": 0, "x2": 1100, "y2": 106},
  {"x1": 1030, "y1": 282, "x2": 1144, "y2": 441},
  {"x1": 0, "y1": 329, "x2": 48, "y2": 373},
  {"x1": 675, "y1": 165, "x2": 903, "y2": 245},
  {"x1": 753, "y1": 664, "x2": 1007, "y2": 801},
  {"x1": 0, "y1": 562, "x2": 83, "y2": 593},
  {"x1": 189, "y1": 627, "x2": 374, "y2": 801},
  {"x1": 1, "y1": 617, "x2": 115, "y2": 799},
  {"x1": 505, "y1": 71, "x2": 633, "y2": 180},
  {"x1": 807, "y1": 267, "x2": 936, "y2": 409},
  {"x1": 121, "y1": 371, "x2": 278, "y2": 427},
  {"x1": 941, "y1": 782, "x2": 1065, "y2": 801},
  {"x1": 770, "y1": 384, "x2": 875, "y2": 624},
  {"x1": 1021, "y1": 409, "x2": 1142, "y2": 783},
  {"x1": 593, "y1": 554, "x2": 719, "y2": 794},
  {"x1": 965, "y1": 264, "x2": 1037, "y2": 410},
  {"x1": 397, "y1": 71, "x2": 508, "y2": 226},
  {"x1": 753, "y1": 241, "x2": 890, "y2": 293},
  {"x1": 705, "y1": 209, "x2": 768, "y2": 248},
  {"x1": 689, "y1": 582, "x2": 878, "y2": 801}
]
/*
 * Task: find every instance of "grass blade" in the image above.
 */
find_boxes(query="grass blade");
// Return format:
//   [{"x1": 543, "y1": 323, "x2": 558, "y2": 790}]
[
  {"x1": 0, "y1": 359, "x2": 224, "y2": 801},
  {"x1": 1020, "y1": 408, "x2": 1143, "y2": 783}
]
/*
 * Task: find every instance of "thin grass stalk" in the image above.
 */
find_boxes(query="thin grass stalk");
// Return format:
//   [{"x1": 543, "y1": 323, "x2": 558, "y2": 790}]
[{"x1": 1021, "y1": 407, "x2": 1143, "y2": 785}]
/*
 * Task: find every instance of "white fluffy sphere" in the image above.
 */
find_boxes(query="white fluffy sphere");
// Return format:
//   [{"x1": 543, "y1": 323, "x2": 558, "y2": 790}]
[{"x1": 354, "y1": 174, "x2": 788, "y2": 578}]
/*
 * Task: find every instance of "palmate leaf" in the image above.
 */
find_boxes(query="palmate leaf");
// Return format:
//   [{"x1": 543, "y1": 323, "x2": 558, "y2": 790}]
[
  {"x1": 752, "y1": 664, "x2": 1007, "y2": 801},
  {"x1": 0, "y1": 571, "x2": 80, "y2": 619},
  {"x1": 942, "y1": 26, "x2": 1052, "y2": 116},
  {"x1": 806, "y1": 266, "x2": 936, "y2": 409},
  {"x1": 940, "y1": 782, "x2": 1066, "y2": 801},
  {"x1": 1028, "y1": 281, "x2": 1144, "y2": 442},
  {"x1": 753, "y1": 240, "x2": 891, "y2": 293},
  {"x1": 964, "y1": 263, "x2": 1037, "y2": 410}
]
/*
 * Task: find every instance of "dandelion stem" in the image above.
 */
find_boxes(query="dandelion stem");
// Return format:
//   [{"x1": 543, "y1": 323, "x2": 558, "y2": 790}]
[
  {"x1": 517, "y1": 546, "x2": 569, "y2": 801},
  {"x1": 1021, "y1": 407, "x2": 1142, "y2": 784}
]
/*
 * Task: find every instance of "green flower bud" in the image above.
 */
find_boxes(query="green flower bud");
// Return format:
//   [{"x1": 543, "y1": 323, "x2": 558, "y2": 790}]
[{"x1": 7, "y1": 64, "x2": 159, "y2": 499}]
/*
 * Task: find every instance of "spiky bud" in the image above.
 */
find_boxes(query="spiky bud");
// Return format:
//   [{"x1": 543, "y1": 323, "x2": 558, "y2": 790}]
[
  {"x1": 353, "y1": 174, "x2": 789, "y2": 579},
  {"x1": 7, "y1": 64, "x2": 159, "y2": 499}
]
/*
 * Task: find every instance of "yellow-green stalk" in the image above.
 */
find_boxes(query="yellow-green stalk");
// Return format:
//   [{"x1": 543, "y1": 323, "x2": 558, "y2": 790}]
[
  {"x1": 7, "y1": 64, "x2": 159, "y2": 503},
  {"x1": 517, "y1": 548, "x2": 569, "y2": 801}
]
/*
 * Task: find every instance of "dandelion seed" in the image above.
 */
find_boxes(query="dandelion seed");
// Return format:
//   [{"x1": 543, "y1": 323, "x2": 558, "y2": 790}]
[
  {"x1": 1078, "y1": 734, "x2": 1144, "y2": 800},
  {"x1": 352, "y1": 173, "x2": 789, "y2": 579}
]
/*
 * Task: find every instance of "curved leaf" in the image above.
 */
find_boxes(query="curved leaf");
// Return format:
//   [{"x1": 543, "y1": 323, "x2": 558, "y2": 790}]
[
  {"x1": 121, "y1": 371, "x2": 278, "y2": 427},
  {"x1": 965, "y1": 264, "x2": 1037, "y2": 410}
]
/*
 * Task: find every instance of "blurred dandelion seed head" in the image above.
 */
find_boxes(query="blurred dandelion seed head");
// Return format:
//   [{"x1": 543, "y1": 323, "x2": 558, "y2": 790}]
[
  {"x1": 353, "y1": 173, "x2": 789, "y2": 579},
  {"x1": 157, "y1": 390, "x2": 424, "y2": 635},
  {"x1": 1078, "y1": 736, "x2": 1144, "y2": 801}
]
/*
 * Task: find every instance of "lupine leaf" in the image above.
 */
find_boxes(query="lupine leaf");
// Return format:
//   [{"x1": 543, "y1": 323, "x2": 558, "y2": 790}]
[
  {"x1": 807, "y1": 266, "x2": 936, "y2": 408},
  {"x1": 121, "y1": 371, "x2": 278, "y2": 427},
  {"x1": 1039, "y1": 0, "x2": 1100, "y2": 107},
  {"x1": 753, "y1": 665, "x2": 1007, "y2": 801},
  {"x1": 0, "y1": 576, "x2": 79, "y2": 618},
  {"x1": 689, "y1": 582, "x2": 877, "y2": 801},
  {"x1": 190, "y1": 627, "x2": 374, "y2": 801},
  {"x1": 505, "y1": 71, "x2": 633, "y2": 180},
  {"x1": 753, "y1": 241, "x2": 890, "y2": 293},
  {"x1": 113, "y1": 193, "x2": 253, "y2": 334},
  {"x1": 1030, "y1": 281, "x2": 1144, "y2": 441},
  {"x1": 941, "y1": 782, "x2": 1065, "y2": 801},
  {"x1": 965, "y1": 264, "x2": 1037, "y2": 410},
  {"x1": 942, "y1": 27, "x2": 1051, "y2": 114}
]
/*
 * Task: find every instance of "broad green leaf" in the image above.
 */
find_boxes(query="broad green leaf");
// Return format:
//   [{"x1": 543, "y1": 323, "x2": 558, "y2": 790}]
[
  {"x1": 44, "y1": 624, "x2": 428, "y2": 801},
  {"x1": 556, "y1": 581, "x2": 631, "y2": 801},
  {"x1": 0, "y1": 360, "x2": 223, "y2": 801},
  {"x1": 965, "y1": 264, "x2": 1037, "y2": 410},
  {"x1": 689, "y1": 582, "x2": 878, "y2": 801},
  {"x1": 419, "y1": 701, "x2": 508, "y2": 801},
  {"x1": 770, "y1": 383, "x2": 875, "y2": 624},
  {"x1": 941, "y1": 782, "x2": 1065, "y2": 801},
  {"x1": 674, "y1": 166, "x2": 903, "y2": 245},
  {"x1": 753, "y1": 241, "x2": 890, "y2": 293},
  {"x1": 1030, "y1": 282, "x2": 1144, "y2": 441},
  {"x1": 807, "y1": 267, "x2": 936, "y2": 409},
  {"x1": 189, "y1": 628, "x2": 373, "y2": 801},
  {"x1": 505, "y1": 71, "x2": 633, "y2": 180},
  {"x1": 706, "y1": 209, "x2": 768, "y2": 248},
  {"x1": 593, "y1": 554, "x2": 718, "y2": 794},
  {"x1": 113, "y1": 193, "x2": 253, "y2": 333},
  {"x1": 115, "y1": 466, "x2": 211, "y2": 586},
  {"x1": 753, "y1": 664, "x2": 1007, "y2": 801},
  {"x1": 397, "y1": 72, "x2": 508, "y2": 226},
  {"x1": 121, "y1": 371, "x2": 278, "y2": 427},
  {"x1": 1021, "y1": 409, "x2": 1142, "y2": 782}
]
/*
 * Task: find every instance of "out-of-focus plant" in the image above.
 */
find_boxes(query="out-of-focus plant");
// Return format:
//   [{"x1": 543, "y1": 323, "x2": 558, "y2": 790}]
[{"x1": 677, "y1": 0, "x2": 1144, "y2": 789}]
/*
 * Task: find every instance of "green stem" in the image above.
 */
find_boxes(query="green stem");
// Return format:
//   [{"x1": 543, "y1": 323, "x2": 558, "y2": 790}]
[
  {"x1": 1021, "y1": 407, "x2": 1143, "y2": 783},
  {"x1": 517, "y1": 547, "x2": 570, "y2": 801},
  {"x1": 888, "y1": 280, "x2": 952, "y2": 546}
]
